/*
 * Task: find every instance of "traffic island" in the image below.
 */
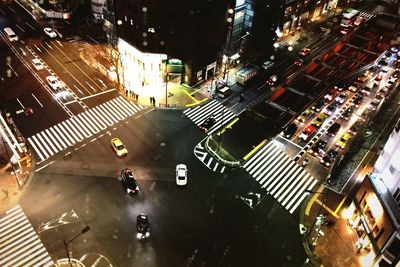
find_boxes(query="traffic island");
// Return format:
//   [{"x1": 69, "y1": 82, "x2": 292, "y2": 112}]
[{"x1": 205, "y1": 135, "x2": 241, "y2": 169}]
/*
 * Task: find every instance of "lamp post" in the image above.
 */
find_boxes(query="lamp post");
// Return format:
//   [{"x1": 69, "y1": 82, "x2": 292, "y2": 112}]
[{"x1": 63, "y1": 226, "x2": 90, "y2": 267}]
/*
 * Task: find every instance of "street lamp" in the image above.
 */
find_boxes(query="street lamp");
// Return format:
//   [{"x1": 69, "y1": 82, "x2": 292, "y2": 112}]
[{"x1": 63, "y1": 226, "x2": 90, "y2": 267}]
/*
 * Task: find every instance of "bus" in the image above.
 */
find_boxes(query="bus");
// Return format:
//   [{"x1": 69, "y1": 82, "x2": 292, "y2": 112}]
[
  {"x1": 3, "y1": 27, "x2": 18, "y2": 42},
  {"x1": 236, "y1": 65, "x2": 259, "y2": 85}
]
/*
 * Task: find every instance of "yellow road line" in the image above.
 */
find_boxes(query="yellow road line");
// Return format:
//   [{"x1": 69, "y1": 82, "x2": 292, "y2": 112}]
[
  {"x1": 315, "y1": 199, "x2": 339, "y2": 218},
  {"x1": 334, "y1": 196, "x2": 347, "y2": 216},
  {"x1": 217, "y1": 118, "x2": 239, "y2": 135},
  {"x1": 243, "y1": 139, "x2": 268, "y2": 161},
  {"x1": 305, "y1": 185, "x2": 325, "y2": 216}
]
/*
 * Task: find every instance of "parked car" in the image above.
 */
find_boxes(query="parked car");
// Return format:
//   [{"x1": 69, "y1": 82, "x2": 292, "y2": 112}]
[
  {"x1": 136, "y1": 214, "x2": 150, "y2": 240},
  {"x1": 360, "y1": 87, "x2": 371, "y2": 96},
  {"x1": 326, "y1": 122, "x2": 341, "y2": 137},
  {"x1": 335, "y1": 93, "x2": 348, "y2": 105},
  {"x1": 44, "y1": 27, "x2": 57, "y2": 38},
  {"x1": 31, "y1": 59, "x2": 44, "y2": 70},
  {"x1": 121, "y1": 168, "x2": 139, "y2": 194},
  {"x1": 323, "y1": 102, "x2": 338, "y2": 116},
  {"x1": 309, "y1": 139, "x2": 327, "y2": 156},
  {"x1": 199, "y1": 116, "x2": 216, "y2": 133},
  {"x1": 294, "y1": 59, "x2": 304, "y2": 66},
  {"x1": 262, "y1": 60, "x2": 274, "y2": 70},
  {"x1": 283, "y1": 123, "x2": 298, "y2": 139},
  {"x1": 367, "y1": 98, "x2": 382, "y2": 111},
  {"x1": 341, "y1": 106, "x2": 354, "y2": 120},
  {"x1": 299, "y1": 125, "x2": 316, "y2": 141},
  {"x1": 353, "y1": 94, "x2": 364, "y2": 108},
  {"x1": 336, "y1": 133, "x2": 351, "y2": 149},
  {"x1": 299, "y1": 47, "x2": 311, "y2": 57},
  {"x1": 266, "y1": 75, "x2": 278, "y2": 86},
  {"x1": 353, "y1": 16, "x2": 363, "y2": 26},
  {"x1": 311, "y1": 99, "x2": 326, "y2": 112},
  {"x1": 347, "y1": 85, "x2": 358, "y2": 92},
  {"x1": 349, "y1": 122, "x2": 361, "y2": 135},
  {"x1": 176, "y1": 164, "x2": 188, "y2": 186},
  {"x1": 297, "y1": 109, "x2": 314, "y2": 122},
  {"x1": 324, "y1": 90, "x2": 336, "y2": 101},
  {"x1": 46, "y1": 76, "x2": 61, "y2": 91},
  {"x1": 320, "y1": 149, "x2": 339, "y2": 167},
  {"x1": 312, "y1": 113, "x2": 328, "y2": 127}
]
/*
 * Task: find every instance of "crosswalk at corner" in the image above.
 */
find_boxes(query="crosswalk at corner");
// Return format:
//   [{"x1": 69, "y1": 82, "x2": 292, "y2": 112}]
[
  {"x1": 242, "y1": 141, "x2": 318, "y2": 214},
  {"x1": 28, "y1": 96, "x2": 144, "y2": 162},
  {"x1": 358, "y1": 11, "x2": 375, "y2": 21},
  {"x1": 0, "y1": 205, "x2": 54, "y2": 267},
  {"x1": 183, "y1": 99, "x2": 236, "y2": 135},
  {"x1": 194, "y1": 140, "x2": 226, "y2": 173}
]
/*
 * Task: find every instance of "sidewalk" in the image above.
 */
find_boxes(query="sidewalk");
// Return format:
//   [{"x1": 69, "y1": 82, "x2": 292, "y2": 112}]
[{"x1": 0, "y1": 155, "x2": 32, "y2": 214}]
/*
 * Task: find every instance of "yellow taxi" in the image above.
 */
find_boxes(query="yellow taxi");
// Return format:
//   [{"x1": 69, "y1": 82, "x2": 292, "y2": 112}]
[
  {"x1": 111, "y1": 138, "x2": 128, "y2": 157},
  {"x1": 297, "y1": 109, "x2": 314, "y2": 122},
  {"x1": 312, "y1": 113, "x2": 328, "y2": 128},
  {"x1": 336, "y1": 133, "x2": 351, "y2": 149}
]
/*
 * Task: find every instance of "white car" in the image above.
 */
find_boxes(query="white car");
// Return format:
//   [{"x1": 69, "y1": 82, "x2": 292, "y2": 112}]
[
  {"x1": 44, "y1": 27, "x2": 57, "y2": 38},
  {"x1": 176, "y1": 164, "x2": 187, "y2": 186},
  {"x1": 46, "y1": 76, "x2": 61, "y2": 90},
  {"x1": 31, "y1": 59, "x2": 44, "y2": 70}
]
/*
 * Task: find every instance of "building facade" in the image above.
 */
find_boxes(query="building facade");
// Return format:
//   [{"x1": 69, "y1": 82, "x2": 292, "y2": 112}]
[
  {"x1": 112, "y1": 0, "x2": 234, "y2": 91},
  {"x1": 346, "y1": 119, "x2": 400, "y2": 266}
]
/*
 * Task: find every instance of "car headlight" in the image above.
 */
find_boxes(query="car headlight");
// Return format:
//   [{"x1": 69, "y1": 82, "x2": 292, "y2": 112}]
[
  {"x1": 137, "y1": 233, "x2": 143, "y2": 239},
  {"x1": 145, "y1": 232, "x2": 150, "y2": 237}
]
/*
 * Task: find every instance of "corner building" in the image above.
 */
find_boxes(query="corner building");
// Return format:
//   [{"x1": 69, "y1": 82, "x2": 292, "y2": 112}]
[{"x1": 113, "y1": 0, "x2": 234, "y2": 92}]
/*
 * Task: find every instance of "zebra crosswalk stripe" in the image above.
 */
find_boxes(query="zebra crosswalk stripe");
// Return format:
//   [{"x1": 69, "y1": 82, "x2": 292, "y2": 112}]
[
  {"x1": 0, "y1": 205, "x2": 54, "y2": 267},
  {"x1": 184, "y1": 100, "x2": 236, "y2": 135},
  {"x1": 243, "y1": 141, "x2": 318, "y2": 214},
  {"x1": 92, "y1": 106, "x2": 113, "y2": 126},
  {"x1": 44, "y1": 129, "x2": 63, "y2": 151},
  {"x1": 48, "y1": 127, "x2": 67, "y2": 149},
  {"x1": 28, "y1": 98, "x2": 145, "y2": 162}
]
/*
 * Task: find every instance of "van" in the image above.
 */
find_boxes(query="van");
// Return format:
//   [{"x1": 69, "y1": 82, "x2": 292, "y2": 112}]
[
  {"x1": 217, "y1": 86, "x2": 232, "y2": 98},
  {"x1": 3, "y1": 27, "x2": 18, "y2": 42}
]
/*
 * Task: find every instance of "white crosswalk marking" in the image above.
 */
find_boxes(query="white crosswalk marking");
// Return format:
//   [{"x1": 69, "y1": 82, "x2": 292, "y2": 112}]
[
  {"x1": 243, "y1": 141, "x2": 318, "y2": 214},
  {"x1": 28, "y1": 97, "x2": 144, "y2": 162},
  {"x1": 0, "y1": 205, "x2": 54, "y2": 267},
  {"x1": 358, "y1": 11, "x2": 375, "y2": 21},
  {"x1": 183, "y1": 99, "x2": 236, "y2": 135},
  {"x1": 193, "y1": 140, "x2": 226, "y2": 173}
]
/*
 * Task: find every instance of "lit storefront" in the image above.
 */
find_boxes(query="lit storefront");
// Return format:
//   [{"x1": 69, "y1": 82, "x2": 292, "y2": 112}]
[
  {"x1": 118, "y1": 38, "x2": 167, "y2": 98},
  {"x1": 344, "y1": 120, "x2": 400, "y2": 266}
]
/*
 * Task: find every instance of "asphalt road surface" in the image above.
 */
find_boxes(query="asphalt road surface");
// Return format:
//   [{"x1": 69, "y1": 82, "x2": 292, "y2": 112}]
[{"x1": 19, "y1": 110, "x2": 307, "y2": 266}]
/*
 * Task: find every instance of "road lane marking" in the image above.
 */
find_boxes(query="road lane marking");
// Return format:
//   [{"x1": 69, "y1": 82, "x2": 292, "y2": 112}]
[
  {"x1": 15, "y1": 24, "x2": 25, "y2": 32},
  {"x1": 31, "y1": 93, "x2": 43, "y2": 107},
  {"x1": 8, "y1": 6, "x2": 16, "y2": 13},
  {"x1": 74, "y1": 84, "x2": 89, "y2": 95},
  {"x1": 16, "y1": 98, "x2": 25, "y2": 109},
  {"x1": 52, "y1": 43, "x2": 104, "y2": 90},
  {"x1": 79, "y1": 88, "x2": 117, "y2": 100},
  {"x1": 34, "y1": 44, "x2": 42, "y2": 52},
  {"x1": 25, "y1": 22, "x2": 36, "y2": 31}
]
